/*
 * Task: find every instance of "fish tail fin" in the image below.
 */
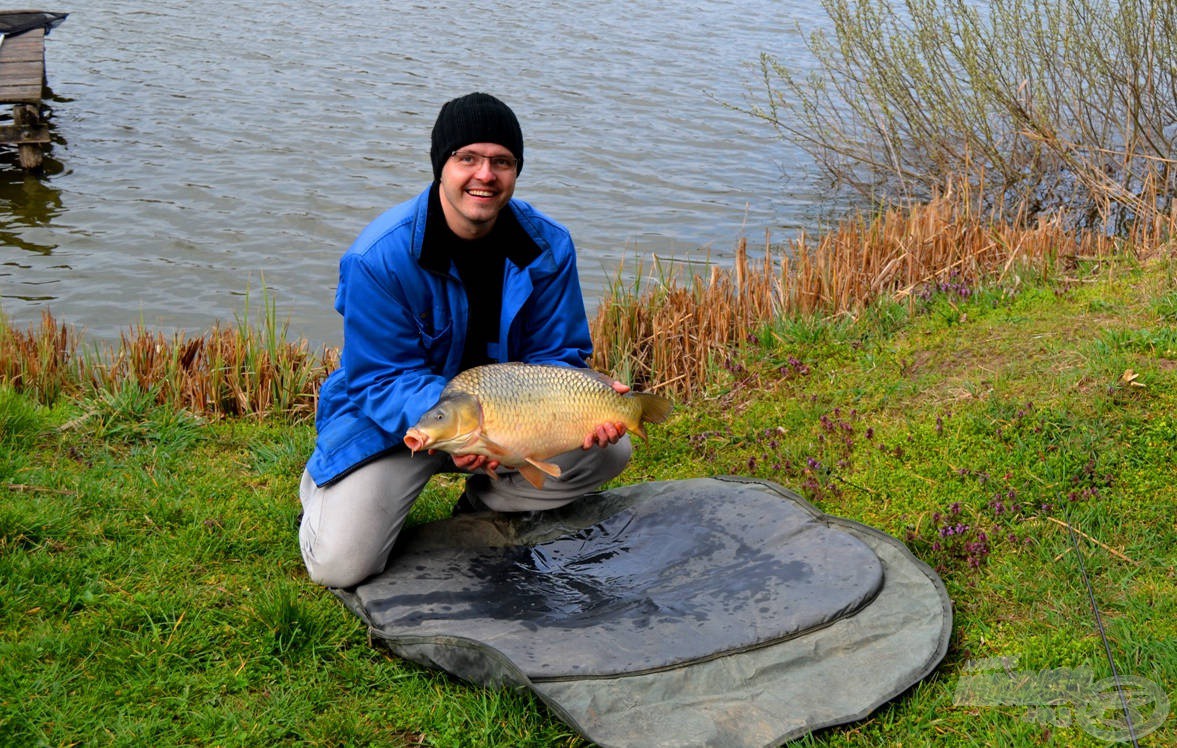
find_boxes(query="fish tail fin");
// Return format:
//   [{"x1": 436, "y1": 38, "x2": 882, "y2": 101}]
[
  {"x1": 621, "y1": 391, "x2": 672, "y2": 441},
  {"x1": 634, "y1": 392, "x2": 673, "y2": 426}
]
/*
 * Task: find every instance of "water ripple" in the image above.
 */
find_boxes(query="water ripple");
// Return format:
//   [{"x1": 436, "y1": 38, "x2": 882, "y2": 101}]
[{"x1": 1, "y1": 0, "x2": 833, "y2": 345}]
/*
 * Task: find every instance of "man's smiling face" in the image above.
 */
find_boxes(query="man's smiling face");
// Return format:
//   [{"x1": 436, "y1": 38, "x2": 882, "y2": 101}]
[{"x1": 437, "y1": 142, "x2": 518, "y2": 240}]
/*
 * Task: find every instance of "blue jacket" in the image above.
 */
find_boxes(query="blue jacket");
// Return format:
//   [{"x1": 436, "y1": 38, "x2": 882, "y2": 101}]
[{"x1": 306, "y1": 186, "x2": 593, "y2": 486}]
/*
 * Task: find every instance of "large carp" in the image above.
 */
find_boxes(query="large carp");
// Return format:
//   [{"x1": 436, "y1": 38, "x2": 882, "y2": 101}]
[{"x1": 402, "y1": 362, "x2": 673, "y2": 488}]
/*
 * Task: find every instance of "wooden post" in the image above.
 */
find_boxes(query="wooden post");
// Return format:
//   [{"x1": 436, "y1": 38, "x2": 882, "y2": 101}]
[{"x1": 14, "y1": 102, "x2": 42, "y2": 169}]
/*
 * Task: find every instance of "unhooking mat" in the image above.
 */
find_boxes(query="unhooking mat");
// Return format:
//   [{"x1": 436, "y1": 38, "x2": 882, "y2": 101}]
[{"x1": 333, "y1": 477, "x2": 952, "y2": 747}]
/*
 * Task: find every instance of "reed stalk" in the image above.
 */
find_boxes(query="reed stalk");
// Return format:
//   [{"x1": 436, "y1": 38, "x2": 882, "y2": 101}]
[
  {"x1": 2, "y1": 184, "x2": 1171, "y2": 412},
  {"x1": 590, "y1": 177, "x2": 1163, "y2": 398},
  {"x1": 0, "y1": 309, "x2": 79, "y2": 403},
  {"x1": 0, "y1": 309, "x2": 337, "y2": 420}
]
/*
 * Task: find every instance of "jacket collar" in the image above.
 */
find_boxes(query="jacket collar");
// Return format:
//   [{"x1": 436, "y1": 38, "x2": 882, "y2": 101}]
[{"x1": 419, "y1": 182, "x2": 541, "y2": 275}]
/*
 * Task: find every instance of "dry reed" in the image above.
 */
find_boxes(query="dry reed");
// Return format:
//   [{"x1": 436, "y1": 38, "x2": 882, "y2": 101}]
[
  {"x1": 3, "y1": 187, "x2": 1172, "y2": 413},
  {"x1": 589, "y1": 181, "x2": 1167, "y2": 399},
  {"x1": 0, "y1": 309, "x2": 81, "y2": 403},
  {"x1": 0, "y1": 311, "x2": 338, "y2": 419}
]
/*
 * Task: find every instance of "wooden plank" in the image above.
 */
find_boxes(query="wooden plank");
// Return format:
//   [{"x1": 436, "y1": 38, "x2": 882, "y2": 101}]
[
  {"x1": 0, "y1": 28, "x2": 46, "y2": 62},
  {"x1": 0, "y1": 60, "x2": 42, "y2": 79},
  {"x1": 0, "y1": 122, "x2": 50, "y2": 143},
  {"x1": 0, "y1": 82, "x2": 40, "y2": 102},
  {"x1": 0, "y1": 27, "x2": 45, "y2": 103},
  {"x1": 0, "y1": 45, "x2": 44, "y2": 64}
]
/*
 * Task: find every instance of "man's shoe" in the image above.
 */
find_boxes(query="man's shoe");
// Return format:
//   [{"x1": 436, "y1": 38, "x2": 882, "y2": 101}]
[{"x1": 451, "y1": 492, "x2": 488, "y2": 516}]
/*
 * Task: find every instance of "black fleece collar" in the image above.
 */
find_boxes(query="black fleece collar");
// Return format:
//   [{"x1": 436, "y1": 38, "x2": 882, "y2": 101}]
[{"x1": 420, "y1": 183, "x2": 541, "y2": 275}]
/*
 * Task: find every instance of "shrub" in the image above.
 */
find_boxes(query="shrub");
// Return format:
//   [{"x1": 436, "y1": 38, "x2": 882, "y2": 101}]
[{"x1": 751, "y1": 0, "x2": 1176, "y2": 236}]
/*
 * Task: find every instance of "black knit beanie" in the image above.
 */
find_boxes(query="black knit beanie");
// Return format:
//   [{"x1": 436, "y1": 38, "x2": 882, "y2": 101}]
[{"x1": 430, "y1": 92, "x2": 524, "y2": 181}]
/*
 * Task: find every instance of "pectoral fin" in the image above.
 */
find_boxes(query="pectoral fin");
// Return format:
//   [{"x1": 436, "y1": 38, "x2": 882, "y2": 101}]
[
  {"x1": 517, "y1": 458, "x2": 563, "y2": 489},
  {"x1": 477, "y1": 434, "x2": 511, "y2": 458}
]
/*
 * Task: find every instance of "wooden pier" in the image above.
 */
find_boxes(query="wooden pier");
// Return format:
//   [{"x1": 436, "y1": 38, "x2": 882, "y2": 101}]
[{"x1": 0, "y1": 11, "x2": 67, "y2": 169}]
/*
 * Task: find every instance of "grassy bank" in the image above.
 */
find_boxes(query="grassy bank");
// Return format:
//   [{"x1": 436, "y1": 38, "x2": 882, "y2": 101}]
[{"x1": 2, "y1": 235, "x2": 1176, "y2": 744}]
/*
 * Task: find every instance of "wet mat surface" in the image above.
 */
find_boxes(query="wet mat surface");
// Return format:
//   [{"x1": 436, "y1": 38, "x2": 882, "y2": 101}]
[
  {"x1": 334, "y1": 478, "x2": 952, "y2": 747},
  {"x1": 345, "y1": 480, "x2": 883, "y2": 678}
]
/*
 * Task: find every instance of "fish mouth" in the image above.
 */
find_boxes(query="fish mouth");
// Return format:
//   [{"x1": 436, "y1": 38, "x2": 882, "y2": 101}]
[
  {"x1": 403, "y1": 428, "x2": 480, "y2": 454},
  {"x1": 403, "y1": 428, "x2": 432, "y2": 453}
]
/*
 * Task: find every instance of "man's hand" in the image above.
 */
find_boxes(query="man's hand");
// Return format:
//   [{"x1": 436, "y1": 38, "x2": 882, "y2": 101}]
[
  {"x1": 437, "y1": 451, "x2": 501, "y2": 476},
  {"x1": 582, "y1": 379, "x2": 631, "y2": 449}
]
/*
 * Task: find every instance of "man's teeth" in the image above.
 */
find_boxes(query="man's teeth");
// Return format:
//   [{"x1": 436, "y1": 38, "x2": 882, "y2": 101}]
[{"x1": 468, "y1": 189, "x2": 494, "y2": 197}]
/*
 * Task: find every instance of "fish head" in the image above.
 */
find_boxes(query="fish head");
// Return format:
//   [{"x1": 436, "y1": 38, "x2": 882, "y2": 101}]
[{"x1": 403, "y1": 392, "x2": 482, "y2": 454}]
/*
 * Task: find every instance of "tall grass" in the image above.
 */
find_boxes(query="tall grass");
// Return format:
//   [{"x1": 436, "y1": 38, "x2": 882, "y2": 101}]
[
  {"x1": 0, "y1": 295, "x2": 338, "y2": 419},
  {"x1": 589, "y1": 177, "x2": 1152, "y2": 398},
  {"x1": 4, "y1": 186, "x2": 1170, "y2": 411},
  {"x1": 0, "y1": 309, "x2": 79, "y2": 404}
]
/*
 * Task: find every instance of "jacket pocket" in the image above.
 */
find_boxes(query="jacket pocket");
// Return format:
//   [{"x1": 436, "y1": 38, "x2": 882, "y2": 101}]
[{"x1": 413, "y1": 315, "x2": 453, "y2": 367}]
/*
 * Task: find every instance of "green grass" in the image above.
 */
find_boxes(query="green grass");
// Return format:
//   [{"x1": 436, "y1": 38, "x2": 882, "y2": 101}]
[{"x1": 2, "y1": 257, "x2": 1175, "y2": 746}]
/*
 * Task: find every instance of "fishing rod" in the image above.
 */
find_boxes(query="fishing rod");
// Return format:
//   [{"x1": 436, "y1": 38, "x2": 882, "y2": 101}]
[{"x1": 1063, "y1": 505, "x2": 1139, "y2": 747}]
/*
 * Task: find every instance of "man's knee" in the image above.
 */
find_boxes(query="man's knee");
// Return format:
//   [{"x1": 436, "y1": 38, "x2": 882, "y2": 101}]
[
  {"x1": 296, "y1": 460, "x2": 425, "y2": 588},
  {"x1": 300, "y1": 533, "x2": 385, "y2": 588},
  {"x1": 570, "y1": 435, "x2": 632, "y2": 484},
  {"x1": 303, "y1": 559, "x2": 374, "y2": 589},
  {"x1": 601, "y1": 436, "x2": 633, "y2": 476}
]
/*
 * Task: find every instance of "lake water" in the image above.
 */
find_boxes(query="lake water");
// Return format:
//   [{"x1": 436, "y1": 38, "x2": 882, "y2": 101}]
[{"x1": 1, "y1": 0, "x2": 836, "y2": 346}]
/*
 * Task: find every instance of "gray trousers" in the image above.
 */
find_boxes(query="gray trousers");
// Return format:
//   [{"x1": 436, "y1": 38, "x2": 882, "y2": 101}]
[{"x1": 298, "y1": 436, "x2": 632, "y2": 588}]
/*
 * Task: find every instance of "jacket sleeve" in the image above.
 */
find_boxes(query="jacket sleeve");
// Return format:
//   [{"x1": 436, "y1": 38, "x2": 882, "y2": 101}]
[{"x1": 336, "y1": 249, "x2": 449, "y2": 438}]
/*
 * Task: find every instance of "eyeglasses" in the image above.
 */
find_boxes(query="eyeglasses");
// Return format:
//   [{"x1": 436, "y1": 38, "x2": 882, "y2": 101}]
[{"x1": 449, "y1": 150, "x2": 518, "y2": 173}]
